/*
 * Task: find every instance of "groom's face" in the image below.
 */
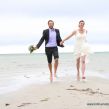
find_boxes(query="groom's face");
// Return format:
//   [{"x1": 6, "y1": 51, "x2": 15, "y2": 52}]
[{"x1": 48, "y1": 21, "x2": 54, "y2": 29}]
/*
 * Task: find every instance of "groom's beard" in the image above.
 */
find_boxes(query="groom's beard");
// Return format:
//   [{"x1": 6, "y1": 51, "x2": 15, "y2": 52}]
[{"x1": 49, "y1": 26, "x2": 54, "y2": 29}]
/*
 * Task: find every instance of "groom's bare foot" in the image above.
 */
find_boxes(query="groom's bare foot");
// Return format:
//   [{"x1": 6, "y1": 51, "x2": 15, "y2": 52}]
[
  {"x1": 77, "y1": 73, "x2": 80, "y2": 81},
  {"x1": 54, "y1": 73, "x2": 57, "y2": 78},
  {"x1": 50, "y1": 75, "x2": 53, "y2": 83}
]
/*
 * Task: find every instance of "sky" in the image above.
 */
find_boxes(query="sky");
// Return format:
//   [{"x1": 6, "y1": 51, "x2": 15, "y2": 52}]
[{"x1": 0, "y1": 0, "x2": 109, "y2": 53}]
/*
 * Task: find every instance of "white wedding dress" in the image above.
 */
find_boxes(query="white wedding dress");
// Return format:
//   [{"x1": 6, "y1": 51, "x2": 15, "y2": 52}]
[{"x1": 74, "y1": 30, "x2": 91, "y2": 59}]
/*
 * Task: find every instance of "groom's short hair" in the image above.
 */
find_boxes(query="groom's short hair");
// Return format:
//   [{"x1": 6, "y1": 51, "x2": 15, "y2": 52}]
[{"x1": 48, "y1": 20, "x2": 54, "y2": 24}]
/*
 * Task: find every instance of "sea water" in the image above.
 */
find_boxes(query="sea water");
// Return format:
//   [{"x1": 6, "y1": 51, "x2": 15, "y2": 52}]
[{"x1": 0, "y1": 52, "x2": 109, "y2": 95}]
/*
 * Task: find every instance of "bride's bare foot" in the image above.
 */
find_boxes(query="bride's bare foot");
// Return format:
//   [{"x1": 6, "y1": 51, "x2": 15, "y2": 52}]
[
  {"x1": 82, "y1": 76, "x2": 87, "y2": 82},
  {"x1": 82, "y1": 76, "x2": 86, "y2": 79}
]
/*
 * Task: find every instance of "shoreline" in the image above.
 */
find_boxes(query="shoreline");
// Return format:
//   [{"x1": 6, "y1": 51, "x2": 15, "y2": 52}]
[
  {"x1": 0, "y1": 71, "x2": 109, "y2": 96},
  {"x1": 0, "y1": 76, "x2": 109, "y2": 109},
  {"x1": 0, "y1": 51, "x2": 109, "y2": 55}
]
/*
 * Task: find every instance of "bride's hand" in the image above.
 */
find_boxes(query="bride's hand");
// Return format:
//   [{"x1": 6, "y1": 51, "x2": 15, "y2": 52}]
[{"x1": 60, "y1": 41, "x2": 64, "y2": 45}]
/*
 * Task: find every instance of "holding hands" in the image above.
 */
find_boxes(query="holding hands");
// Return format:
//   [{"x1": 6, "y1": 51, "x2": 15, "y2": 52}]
[{"x1": 60, "y1": 40, "x2": 64, "y2": 45}]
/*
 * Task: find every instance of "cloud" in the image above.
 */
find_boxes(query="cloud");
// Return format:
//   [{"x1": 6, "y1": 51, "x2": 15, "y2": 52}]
[
  {"x1": 0, "y1": 0, "x2": 109, "y2": 53},
  {"x1": 0, "y1": 0, "x2": 109, "y2": 17}
]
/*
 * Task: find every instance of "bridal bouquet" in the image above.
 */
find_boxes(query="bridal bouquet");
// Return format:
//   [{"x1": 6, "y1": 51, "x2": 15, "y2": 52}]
[{"x1": 28, "y1": 45, "x2": 36, "y2": 54}]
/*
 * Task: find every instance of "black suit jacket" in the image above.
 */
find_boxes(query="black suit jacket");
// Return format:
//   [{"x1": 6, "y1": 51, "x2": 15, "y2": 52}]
[{"x1": 36, "y1": 29, "x2": 64, "y2": 48}]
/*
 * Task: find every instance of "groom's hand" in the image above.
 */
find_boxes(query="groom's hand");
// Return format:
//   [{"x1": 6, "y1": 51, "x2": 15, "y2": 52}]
[
  {"x1": 33, "y1": 46, "x2": 37, "y2": 50},
  {"x1": 60, "y1": 41, "x2": 64, "y2": 45}
]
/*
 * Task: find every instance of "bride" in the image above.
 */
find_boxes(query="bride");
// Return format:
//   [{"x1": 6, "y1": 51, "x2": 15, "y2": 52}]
[{"x1": 60, "y1": 20, "x2": 91, "y2": 81}]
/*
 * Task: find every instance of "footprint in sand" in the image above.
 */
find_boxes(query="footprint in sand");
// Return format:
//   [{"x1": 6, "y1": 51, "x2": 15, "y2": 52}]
[
  {"x1": 70, "y1": 85, "x2": 74, "y2": 87},
  {"x1": 24, "y1": 75, "x2": 30, "y2": 78},
  {"x1": 40, "y1": 98, "x2": 49, "y2": 102},
  {"x1": 57, "y1": 95, "x2": 61, "y2": 98},
  {"x1": 67, "y1": 86, "x2": 109, "y2": 95},
  {"x1": 17, "y1": 102, "x2": 37, "y2": 107},
  {"x1": 5, "y1": 103, "x2": 10, "y2": 106}
]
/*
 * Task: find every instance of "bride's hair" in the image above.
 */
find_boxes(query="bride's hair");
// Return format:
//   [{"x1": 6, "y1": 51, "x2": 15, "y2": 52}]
[{"x1": 79, "y1": 20, "x2": 85, "y2": 24}]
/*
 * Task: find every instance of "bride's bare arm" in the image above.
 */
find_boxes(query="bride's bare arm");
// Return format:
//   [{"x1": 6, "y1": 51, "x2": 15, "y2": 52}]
[{"x1": 60, "y1": 31, "x2": 76, "y2": 45}]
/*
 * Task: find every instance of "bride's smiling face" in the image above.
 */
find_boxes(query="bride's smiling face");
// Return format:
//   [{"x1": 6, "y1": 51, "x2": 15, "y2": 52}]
[{"x1": 79, "y1": 20, "x2": 85, "y2": 28}]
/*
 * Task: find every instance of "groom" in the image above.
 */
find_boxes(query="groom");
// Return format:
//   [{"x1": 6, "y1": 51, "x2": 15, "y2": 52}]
[{"x1": 34, "y1": 20, "x2": 64, "y2": 82}]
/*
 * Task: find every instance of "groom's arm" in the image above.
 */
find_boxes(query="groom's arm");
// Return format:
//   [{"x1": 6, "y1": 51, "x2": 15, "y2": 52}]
[
  {"x1": 36, "y1": 30, "x2": 45, "y2": 49},
  {"x1": 56, "y1": 29, "x2": 64, "y2": 47}
]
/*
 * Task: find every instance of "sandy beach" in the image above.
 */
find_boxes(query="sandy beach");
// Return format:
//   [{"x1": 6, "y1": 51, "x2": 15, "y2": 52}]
[
  {"x1": 0, "y1": 76, "x2": 109, "y2": 109},
  {"x1": 0, "y1": 53, "x2": 109, "y2": 109}
]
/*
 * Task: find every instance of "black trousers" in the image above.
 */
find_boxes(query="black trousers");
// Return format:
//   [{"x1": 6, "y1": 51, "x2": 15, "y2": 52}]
[{"x1": 45, "y1": 47, "x2": 59, "y2": 64}]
